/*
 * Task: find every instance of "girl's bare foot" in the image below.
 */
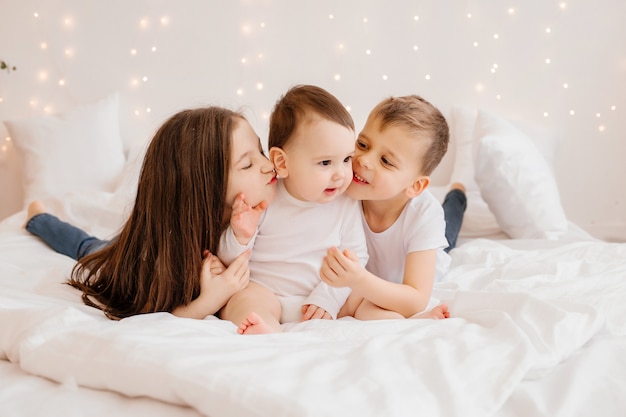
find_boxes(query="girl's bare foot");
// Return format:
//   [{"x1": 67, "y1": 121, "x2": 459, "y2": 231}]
[
  {"x1": 450, "y1": 182, "x2": 466, "y2": 193},
  {"x1": 23, "y1": 200, "x2": 46, "y2": 228},
  {"x1": 411, "y1": 304, "x2": 450, "y2": 320},
  {"x1": 238, "y1": 312, "x2": 277, "y2": 335}
]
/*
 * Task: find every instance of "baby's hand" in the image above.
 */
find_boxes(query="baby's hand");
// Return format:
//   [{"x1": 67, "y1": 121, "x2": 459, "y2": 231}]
[
  {"x1": 301, "y1": 304, "x2": 332, "y2": 321},
  {"x1": 320, "y1": 247, "x2": 364, "y2": 288},
  {"x1": 230, "y1": 193, "x2": 268, "y2": 244}
]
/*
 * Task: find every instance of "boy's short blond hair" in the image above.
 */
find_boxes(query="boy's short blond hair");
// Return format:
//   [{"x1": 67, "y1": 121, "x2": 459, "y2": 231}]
[{"x1": 369, "y1": 95, "x2": 449, "y2": 175}]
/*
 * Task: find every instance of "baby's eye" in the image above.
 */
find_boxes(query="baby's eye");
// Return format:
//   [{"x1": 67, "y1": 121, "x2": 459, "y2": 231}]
[
  {"x1": 343, "y1": 155, "x2": 353, "y2": 163},
  {"x1": 319, "y1": 160, "x2": 331, "y2": 166}
]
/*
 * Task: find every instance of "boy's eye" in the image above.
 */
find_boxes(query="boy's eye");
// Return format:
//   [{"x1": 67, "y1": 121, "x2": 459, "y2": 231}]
[
  {"x1": 356, "y1": 141, "x2": 367, "y2": 149},
  {"x1": 381, "y1": 157, "x2": 393, "y2": 166}
]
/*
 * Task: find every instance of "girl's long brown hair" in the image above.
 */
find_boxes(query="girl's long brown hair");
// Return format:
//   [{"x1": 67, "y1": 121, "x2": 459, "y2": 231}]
[{"x1": 69, "y1": 107, "x2": 241, "y2": 319}]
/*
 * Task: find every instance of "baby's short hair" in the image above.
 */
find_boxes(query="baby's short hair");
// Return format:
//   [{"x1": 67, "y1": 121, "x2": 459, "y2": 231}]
[
  {"x1": 269, "y1": 85, "x2": 354, "y2": 149},
  {"x1": 369, "y1": 95, "x2": 449, "y2": 175}
]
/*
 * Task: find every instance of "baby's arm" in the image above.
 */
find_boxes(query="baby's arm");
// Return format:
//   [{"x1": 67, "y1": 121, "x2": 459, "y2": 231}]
[
  {"x1": 301, "y1": 304, "x2": 332, "y2": 321},
  {"x1": 218, "y1": 193, "x2": 266, "y2": 265},
  {"x1": 230, "y1": 192, "x2": 267, "y2": 245},
  {"x1": 321, "y1": 248, "x2": 437, "y2": 317}
]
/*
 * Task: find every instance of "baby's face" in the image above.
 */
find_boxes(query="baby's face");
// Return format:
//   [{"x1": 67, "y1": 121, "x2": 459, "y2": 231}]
[
  {"x1": 347, "y1": 115, "x2": 428, "y2": 202},
  {"x1": 280, "y1": 116, "x2": 355, "y2": 204}
]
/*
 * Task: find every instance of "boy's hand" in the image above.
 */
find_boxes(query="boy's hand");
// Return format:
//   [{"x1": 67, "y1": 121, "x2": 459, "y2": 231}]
[
  {"x1": 320, "y1": 247, "x2": 364, "y2": 288},
  {"x1": 230, "y1": 193, "x2": 268, "y2": 244},
  {"x1": 301, "y1": 304, "x2": 332, "y2": 321}
]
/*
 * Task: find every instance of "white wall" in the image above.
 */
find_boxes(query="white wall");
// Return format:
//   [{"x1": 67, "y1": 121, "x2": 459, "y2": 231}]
[{"x1": 1, "y1": 0, "x2": 624, "y2": 240}]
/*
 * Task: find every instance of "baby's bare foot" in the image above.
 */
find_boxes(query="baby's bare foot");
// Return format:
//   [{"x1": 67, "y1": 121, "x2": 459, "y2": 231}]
[{"x1": 238, "y1": 312, "x2": 276, "y2": 335}]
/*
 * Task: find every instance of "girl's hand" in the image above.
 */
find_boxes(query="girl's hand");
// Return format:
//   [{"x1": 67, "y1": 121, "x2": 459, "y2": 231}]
[
  {"x1": 172, "y1": 250, "x2": 250, "y2": 320},
  {"x1": 230, "y1": 193, "x2": 268, "y2": 244},
  {"x1": 199, "y1": 250, "x2": 250, "y2": 309},
  {"x1": 301, "y1": 304, "x2": 332, "y2": 321},
  {"x1": 320, "y1": 247, "x2": 365, "y2": 289}
]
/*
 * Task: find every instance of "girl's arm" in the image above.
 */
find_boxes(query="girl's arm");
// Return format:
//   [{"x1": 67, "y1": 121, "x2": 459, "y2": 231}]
[
  {"x1": 320, "y1": 248, "x2": 437, "y2": 317},
  {"x1": 173, "y1": 250, "x2": 250, "y2": 319}
]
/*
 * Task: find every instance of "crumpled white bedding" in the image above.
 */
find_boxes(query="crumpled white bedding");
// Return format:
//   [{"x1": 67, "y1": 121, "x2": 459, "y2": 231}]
[{"x1": 0, "y1": 193, "x2": 625, "y2": 417}]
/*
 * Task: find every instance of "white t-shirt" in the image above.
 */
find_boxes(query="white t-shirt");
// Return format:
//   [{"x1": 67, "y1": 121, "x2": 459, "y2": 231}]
[
  {"x1": 362, "y1": 189, "x2": 450, "y2": 284},
  {"x1": 219, "y1": 180, "x2": 368, "y2": 320}
]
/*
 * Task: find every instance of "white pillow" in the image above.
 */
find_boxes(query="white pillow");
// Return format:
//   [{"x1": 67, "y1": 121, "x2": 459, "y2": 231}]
[
  {"x1": 4, "y1": 94, "x2": 126, "y2": 207},
  {"x1": 473, "y1": 110, "x2": 568, "y2": 239},
  {"x1": 447, "y1": 106, "x2": 503, "y2": 238}
]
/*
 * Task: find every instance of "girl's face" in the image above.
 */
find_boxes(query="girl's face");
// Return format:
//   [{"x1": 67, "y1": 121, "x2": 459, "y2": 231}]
[{"x1": 226, "y1": 118, "x2": 277, "y2": 215}]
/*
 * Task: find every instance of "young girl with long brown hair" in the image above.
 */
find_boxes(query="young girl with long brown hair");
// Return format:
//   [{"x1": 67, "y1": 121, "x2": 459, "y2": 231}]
[{"x1": 25, "y1": 106, "x2": 277, "y2": 320}]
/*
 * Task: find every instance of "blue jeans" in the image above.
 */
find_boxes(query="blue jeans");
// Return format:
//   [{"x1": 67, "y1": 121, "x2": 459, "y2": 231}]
[
  {"x1": 25, "y1": 191, "x2": 467, "y2": 259},
  {"x1": 25, "y1": 213, "x2": 110, "y2": 260},
  {"x1": 442, "y1": 189, "x2": 467, "y2": 253}
]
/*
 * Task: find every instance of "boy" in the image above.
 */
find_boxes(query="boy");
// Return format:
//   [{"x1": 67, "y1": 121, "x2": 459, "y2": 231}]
[
  {"x1": 218, "y1": 85, "x2": 369, "y2": 334},
  {"x1": 320, "y1": 95, "x2": 463, "y2": 320}
]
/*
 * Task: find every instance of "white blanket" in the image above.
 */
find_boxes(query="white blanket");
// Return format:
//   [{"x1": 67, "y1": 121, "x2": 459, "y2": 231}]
[{"x1": 0, "y1": 195, "x2": 625, "y2": 417}]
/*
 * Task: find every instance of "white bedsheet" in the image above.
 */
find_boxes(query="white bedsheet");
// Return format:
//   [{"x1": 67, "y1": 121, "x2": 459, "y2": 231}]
[{"x1": 0, "y1": 194, "x2": 625, "y2": 417}]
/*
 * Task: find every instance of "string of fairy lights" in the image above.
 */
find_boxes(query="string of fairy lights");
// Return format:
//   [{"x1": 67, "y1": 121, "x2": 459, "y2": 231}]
[{"x1": 0, "y1": 1, "x2": 621, "y2": 159}]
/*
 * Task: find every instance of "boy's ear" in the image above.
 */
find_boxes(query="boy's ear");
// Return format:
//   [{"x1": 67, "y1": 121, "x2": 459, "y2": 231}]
[
  {"x1": 269, "y1": 147, "x2": 288, "y2": 178},
  {"x1": 405, "y1": 176, "x2": 430, "y2": 198}
]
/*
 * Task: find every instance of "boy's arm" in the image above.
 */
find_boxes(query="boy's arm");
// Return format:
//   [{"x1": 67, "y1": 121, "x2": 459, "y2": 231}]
[{"x1": 321, "y1": 248, "x2": 437, "y2": 317}]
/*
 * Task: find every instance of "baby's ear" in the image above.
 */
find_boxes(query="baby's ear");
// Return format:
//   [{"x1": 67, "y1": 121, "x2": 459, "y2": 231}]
[
  {"x1": 269, "y1": 147, "x2": 288, "y2": 178},
  {"x1": 405, "y1": 176, "x2": 430, "y2": 198}
]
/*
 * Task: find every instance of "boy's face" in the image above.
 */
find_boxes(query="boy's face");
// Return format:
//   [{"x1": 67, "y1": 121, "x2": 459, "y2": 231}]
[
  {"x1": 347, "y1": 115, "x2": 428, "y2": 201},
  {"x1": 274, "y1": 115, "x2": 355, "y2": 204},
  {"x1": 226, "y1": 118, "x2": 277, "y2": 213}
]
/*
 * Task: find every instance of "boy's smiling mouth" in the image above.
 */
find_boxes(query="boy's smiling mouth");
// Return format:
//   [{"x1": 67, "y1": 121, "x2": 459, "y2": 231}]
[{"x1": 353, "y1": 173, "x2": 369, "y2": 184}]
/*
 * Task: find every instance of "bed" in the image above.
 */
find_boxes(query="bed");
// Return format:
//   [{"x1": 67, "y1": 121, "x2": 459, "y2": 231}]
[{"x1": 1, "y1": 96, "x2": 625, "y2": 416}]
